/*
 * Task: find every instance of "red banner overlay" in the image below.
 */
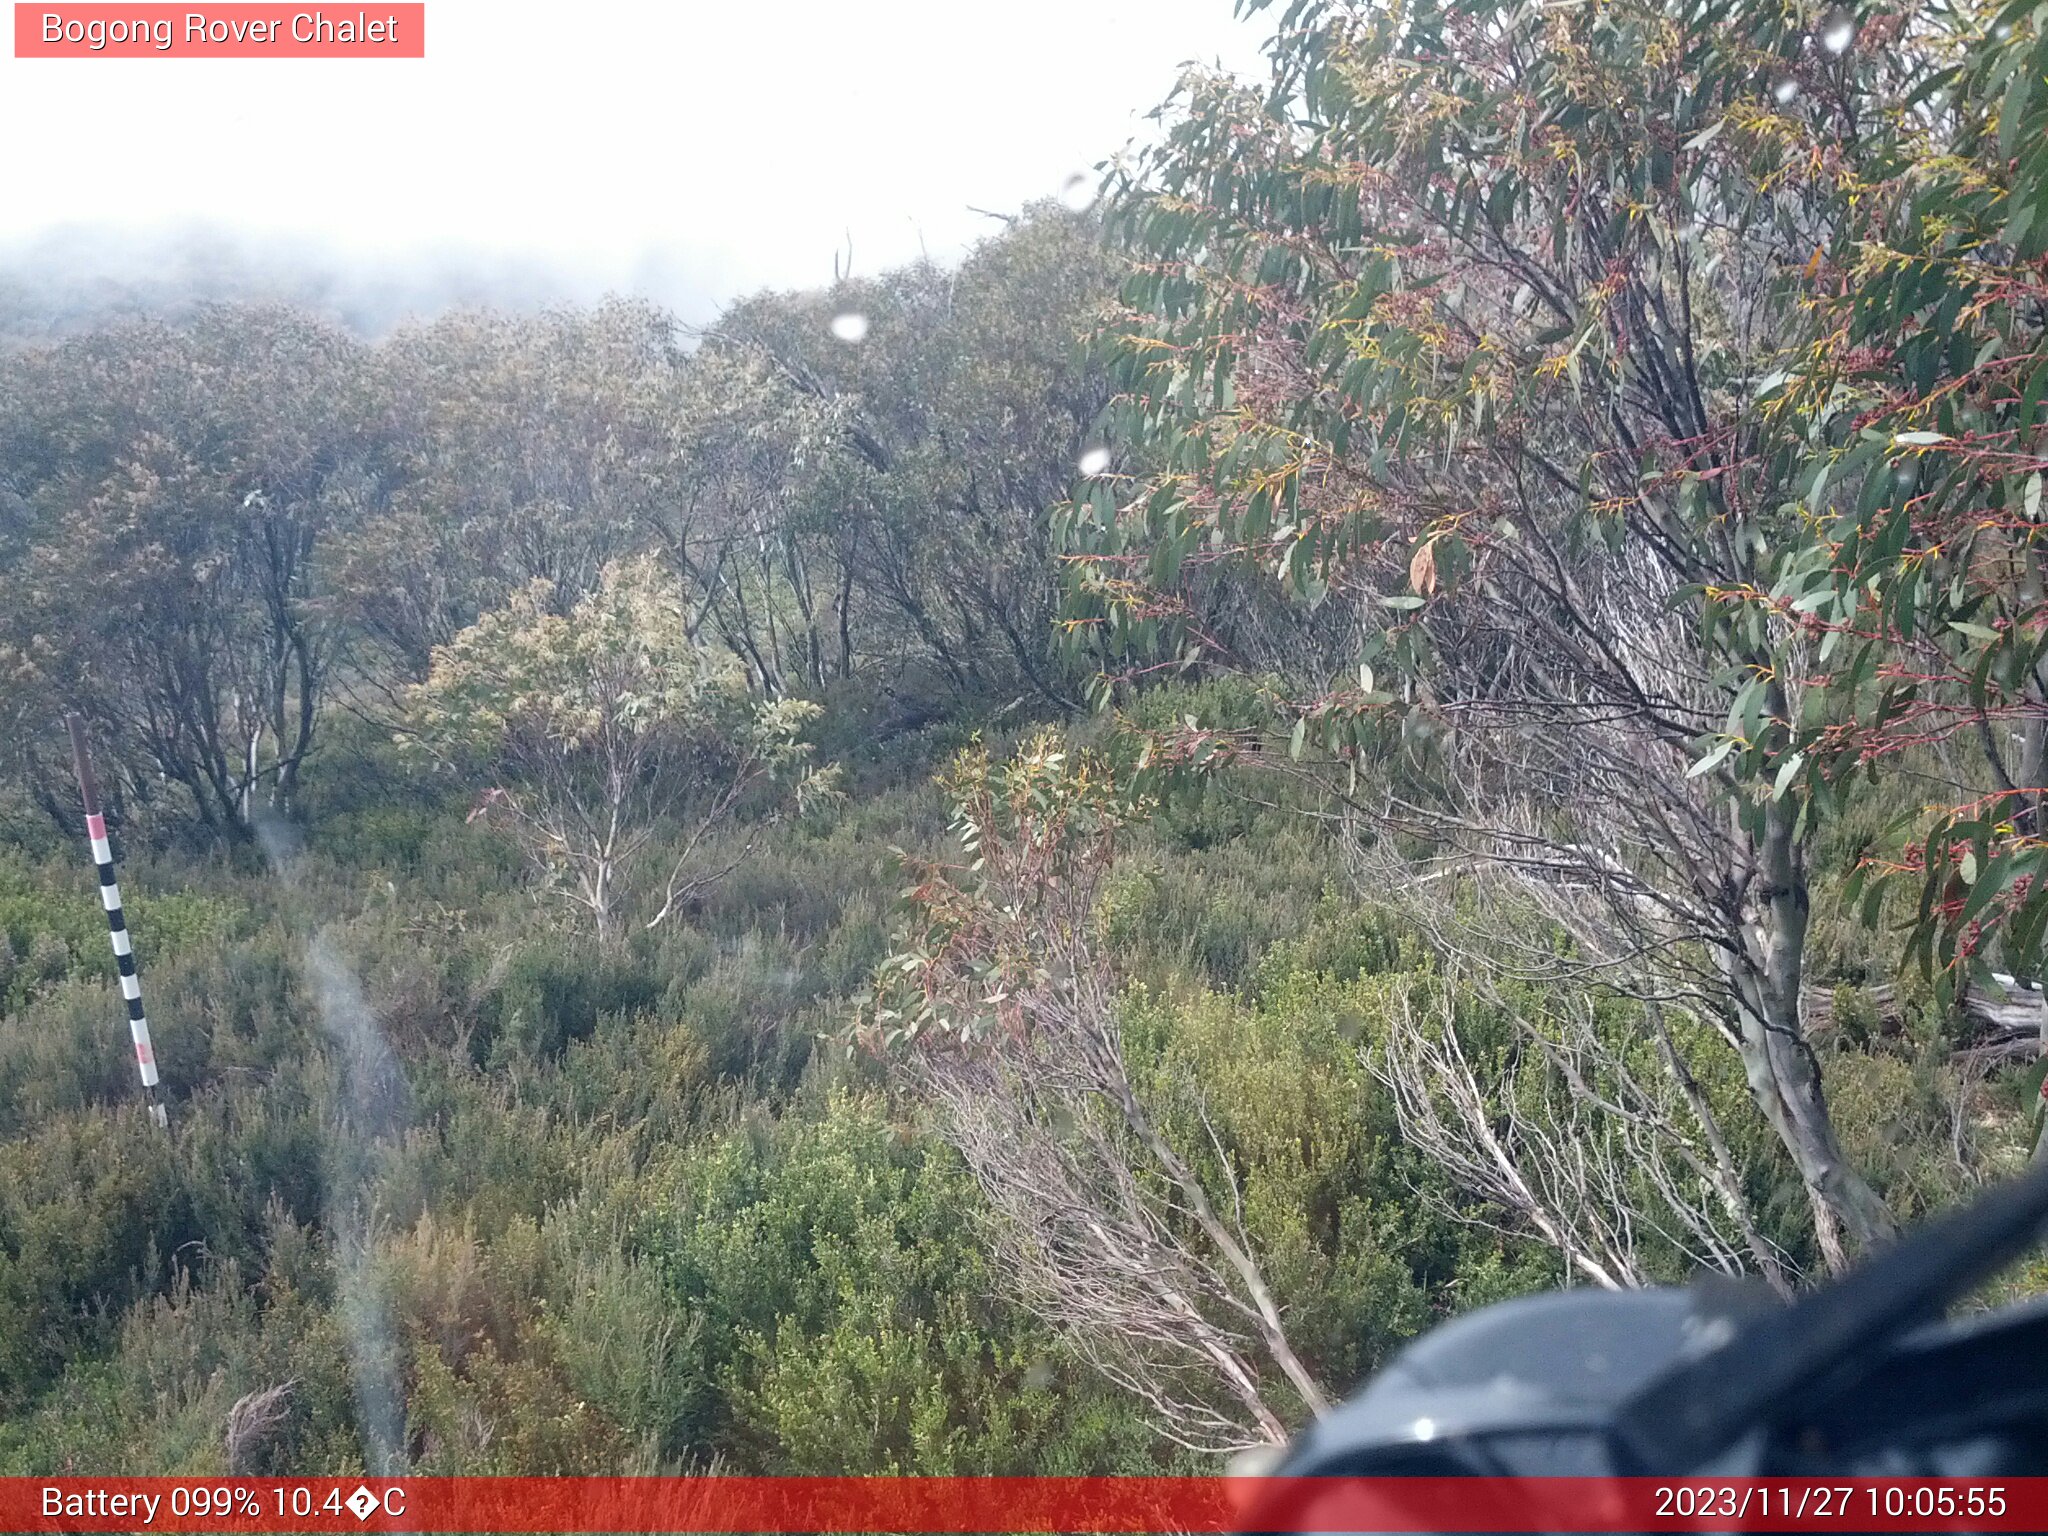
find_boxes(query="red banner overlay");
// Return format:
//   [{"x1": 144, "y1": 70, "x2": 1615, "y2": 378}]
[
  {"x1": 2, "y1": 1477, "x2": 2044, "y2": 1533},
  {"x1": 13, "y1": 4, "x2": 423, "y2": 57}
]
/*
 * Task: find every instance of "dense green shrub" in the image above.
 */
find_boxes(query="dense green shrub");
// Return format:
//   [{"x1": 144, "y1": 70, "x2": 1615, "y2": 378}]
[
  {"x1": 0, "y1": 687, "x2": 2035, "y2": 1473},
  {"x1": 639, "y1": 1090, "x2": 1165, "y2": 1473}
]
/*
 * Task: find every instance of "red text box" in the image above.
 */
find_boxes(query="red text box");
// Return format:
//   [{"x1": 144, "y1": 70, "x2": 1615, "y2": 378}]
[
  {"x1": 3, "y1": 1476, "x2": 2047, "y2": 1534},
  {"x1": 14, "y1": 4, "x2": 424, "y2": 56}
]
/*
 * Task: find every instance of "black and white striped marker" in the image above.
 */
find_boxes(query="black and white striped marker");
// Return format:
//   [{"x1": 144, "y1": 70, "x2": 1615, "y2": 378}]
[{"x1": 67, "y1": 716, "x2": 167, "y2": 1129}]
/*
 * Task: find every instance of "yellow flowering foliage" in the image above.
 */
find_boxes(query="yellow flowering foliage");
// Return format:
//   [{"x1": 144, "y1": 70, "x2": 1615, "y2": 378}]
[
  {"x1": 408, "y1": 555, "x2": 747, "y2": 762},
  {"x1": 404, "y1": 554, "x2": 826, "y2": 935}
]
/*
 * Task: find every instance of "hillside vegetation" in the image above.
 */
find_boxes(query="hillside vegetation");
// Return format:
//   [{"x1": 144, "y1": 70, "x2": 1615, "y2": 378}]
[{"x1": 3, "y1": 0, "x2": 2048, "y2": 1471}]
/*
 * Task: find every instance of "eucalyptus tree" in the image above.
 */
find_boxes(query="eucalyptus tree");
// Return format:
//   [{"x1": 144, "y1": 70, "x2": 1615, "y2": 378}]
[
  {"x1": 868, "y1": 733, "x2": 1328, "y2": 1450},
  {"x1": 698, "y1": 208, "x2": 1117, "y2": 707},
  {"x1": 0, "y1": 305, "x2": 383, "y2": 835},
  {"x1": 1747, "y1": 4, "x2": 2048, "y2": 1014},
  {"x1": 659, "y1": 337, "x2": 857, "y2": 698},
  {"x1": 332, "y1": 301, "x2": 687, "y2": 680},
  {"x1": 1054, "y1": 0, "x2": 2003, "y2": 1265}
]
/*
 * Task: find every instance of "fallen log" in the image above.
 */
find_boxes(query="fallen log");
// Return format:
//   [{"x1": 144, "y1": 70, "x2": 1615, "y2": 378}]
[{"x1": 1804, "y1": 976, "x2": 2042, "y2": 1052}]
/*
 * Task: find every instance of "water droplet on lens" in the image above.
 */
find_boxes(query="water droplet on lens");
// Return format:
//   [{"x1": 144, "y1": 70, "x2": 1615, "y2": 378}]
[
  {"x1": 829, "y1": 313, "x2": 869, "y2": 344},
  {"x1": 1227, "y1": 1444, "x2": 1287, "y2": 1477},
  {"x1": 1078, "y1": 447, "x2": 1112, "y2": 477},
  {"x1": 1820, "y1": 9, "x2": 1855, "y2": 54},
  {"x1": 1771, "y1": 73, "x2": 1802, "y2": 105},
  {"x1": 1060, "y1": 172, "x2": 1098, "y2": 213}
]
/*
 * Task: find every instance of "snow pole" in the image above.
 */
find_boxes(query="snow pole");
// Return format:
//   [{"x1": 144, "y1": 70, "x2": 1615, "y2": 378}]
[{"x1": 67, "y1": 715, "x2": 167, "y2": 1129}]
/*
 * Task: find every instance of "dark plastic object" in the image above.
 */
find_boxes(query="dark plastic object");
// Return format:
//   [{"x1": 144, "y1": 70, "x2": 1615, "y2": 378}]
[{"x1": 1256, "y1": 1157, "x2": 2048, "y2": 1500}]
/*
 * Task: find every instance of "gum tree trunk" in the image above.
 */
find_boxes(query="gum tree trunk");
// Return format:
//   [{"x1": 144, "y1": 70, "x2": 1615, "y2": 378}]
[{"x1": 1724, "y1": 797, "x2": 1898, "y2": 1272}]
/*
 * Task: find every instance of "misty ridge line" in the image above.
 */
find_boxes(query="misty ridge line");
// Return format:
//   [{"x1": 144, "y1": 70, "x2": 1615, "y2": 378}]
[{"x1": 0, "y1": 222, "x2": 831, "y2": 344}]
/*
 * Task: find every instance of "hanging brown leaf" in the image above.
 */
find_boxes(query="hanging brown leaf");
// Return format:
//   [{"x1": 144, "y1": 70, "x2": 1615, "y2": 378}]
[{"x1": 1409, "y1": 537, "x2": 1440, "y2": 596}]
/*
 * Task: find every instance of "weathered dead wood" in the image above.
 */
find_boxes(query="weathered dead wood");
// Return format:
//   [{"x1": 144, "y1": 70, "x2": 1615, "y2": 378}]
[{"x1": 1803, "y1": 977, "x2": 2040, "y2": 1060}]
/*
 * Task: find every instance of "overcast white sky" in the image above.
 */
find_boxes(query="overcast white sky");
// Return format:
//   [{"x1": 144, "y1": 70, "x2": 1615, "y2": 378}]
[{"x1": 0, "y1": 1, "x2": 1272, "y2": 318}]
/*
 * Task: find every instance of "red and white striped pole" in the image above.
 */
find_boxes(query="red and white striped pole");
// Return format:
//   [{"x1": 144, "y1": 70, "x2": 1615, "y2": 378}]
[{"x1": 67, "y1": 715, "x2": 168, "y2": 1129}]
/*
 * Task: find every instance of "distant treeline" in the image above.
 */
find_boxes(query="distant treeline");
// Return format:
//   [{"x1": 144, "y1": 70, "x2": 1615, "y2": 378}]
[
  {"x1": 0, "y1": 228, "x2": 706, "y2": 346},
  {"x1": 0, "y1": 205, "x2": 1110, "y2": 842}
]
